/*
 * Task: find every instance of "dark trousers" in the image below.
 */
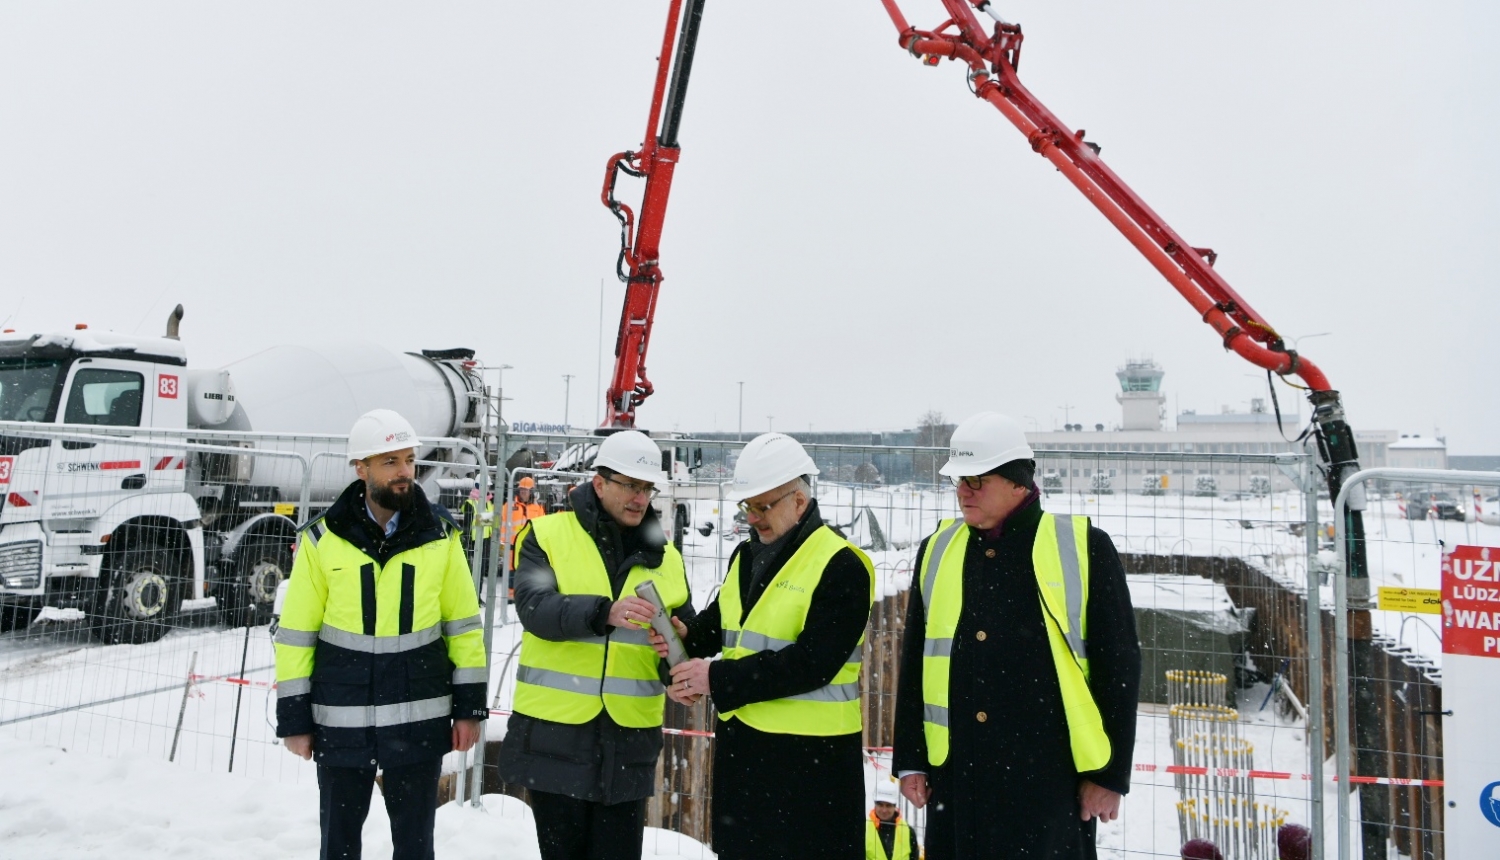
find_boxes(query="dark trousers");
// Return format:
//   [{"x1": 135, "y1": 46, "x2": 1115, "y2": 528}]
[
  {"x1": 317, "y1": 758, "x2": 442, "y2": 860},
  {"x1": 529, "y1": 790, "x2": 646, "y2": 860}
]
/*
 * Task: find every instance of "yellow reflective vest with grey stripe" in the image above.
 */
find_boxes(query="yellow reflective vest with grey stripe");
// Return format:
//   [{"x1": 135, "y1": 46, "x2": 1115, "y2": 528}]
[
  {"x1": 919, "y1": 514, "x2": 1110, "y2": 771},
  {"x1": 717, "y1": 526, "x2": 874, "y2": 736},
  {"x1": 512, "y1": 512, "x2": 688, "y2": 728},
  {"x1": 273, "y1": 495, "x2": 488, "y2": 767}
]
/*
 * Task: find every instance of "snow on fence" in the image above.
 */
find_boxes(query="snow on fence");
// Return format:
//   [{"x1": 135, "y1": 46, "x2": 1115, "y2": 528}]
[{"x1": 7, "y1": 427, "x2": 1472, "y2": 859}]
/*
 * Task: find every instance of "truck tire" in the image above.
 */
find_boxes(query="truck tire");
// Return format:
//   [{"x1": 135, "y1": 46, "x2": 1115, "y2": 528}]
[
  {"x1": 224, "y1": 534, "x2": 292, "y2": 627},
  {"x1": 91, "y1": 542, "x2": 182, "y2": 645}
]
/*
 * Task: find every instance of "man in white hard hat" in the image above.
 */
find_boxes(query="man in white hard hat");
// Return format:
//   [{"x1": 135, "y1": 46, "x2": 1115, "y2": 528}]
[
  {"x1": 892, "y1": 412, "x2": 1140, "y2": 860},
  {"x1": 498, "y1": 430, "x2": 694, "y2": 860},
  {"x1": 274, "y1": 408, "x2": 488, "y2": 860},
  {"x1": 653, "y1": 432, "x2": 875, "y2": 859},
  {"x1": 867, "y1": 779, "x2": 919, "y2": 860}
]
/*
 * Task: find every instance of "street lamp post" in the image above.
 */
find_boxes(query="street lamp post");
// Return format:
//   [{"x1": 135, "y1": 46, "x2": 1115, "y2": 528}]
[
  {"x1": 562, "y1": 374, "x2": 575, "y2": 430},
  {"x1": 767, "y1": 415, "x2": 774, "y2": 432},
  {"x1": 737, "y1": 381, "x2": 745, "y2": 442}
]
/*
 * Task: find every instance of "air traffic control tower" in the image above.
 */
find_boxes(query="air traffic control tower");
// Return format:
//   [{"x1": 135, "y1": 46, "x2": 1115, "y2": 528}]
[{"x1": 1116, "y1": 358, "x2": 1166, "y2": 431}]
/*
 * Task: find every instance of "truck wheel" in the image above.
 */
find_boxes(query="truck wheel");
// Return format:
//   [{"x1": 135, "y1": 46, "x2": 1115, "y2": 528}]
[
  {"x1": 225, "y1": 535, "x2": 292, "y2": 627},
  {"x1": 91, "y1": 542, "x2": 181, "y2": 645}
]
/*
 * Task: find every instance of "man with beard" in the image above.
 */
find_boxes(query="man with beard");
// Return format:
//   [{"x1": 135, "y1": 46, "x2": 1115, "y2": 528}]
[
  {"x1": 274, "y1": 409, "x2": 489, "y2": 860},
  {"x1": 656, "y1": 432, "x2": 874, "y2": 859},
  {"x1": 893, "y1": 412, "x2": 1140, "y2": 860},
  {"x1": 499, "y1": 430, "x2": 693, "y2": 860}
]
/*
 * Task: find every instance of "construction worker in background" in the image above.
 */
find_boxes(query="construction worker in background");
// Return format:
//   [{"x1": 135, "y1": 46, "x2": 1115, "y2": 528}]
[
  {"x1": 498, "y1": 430, "x2": 694, "y2": 860},
  {"x1": 653, "y1": 432, "x2": 875, "y2": 859},
  {"x1": 505, "y1": 475, "x2": 546, "y2": 547},
  {"x1": 893, "y1": 412, "x2": 1140, "y2": 860},
  {"x1": 273, "y1": 409, "x2": 488, "y2": 860},
  {"x1": 462, "y1": 482, "x2": 495, "y2": 577},
  {"x1": 867, "y1": 779, "x2": 920, "y2": 860}
]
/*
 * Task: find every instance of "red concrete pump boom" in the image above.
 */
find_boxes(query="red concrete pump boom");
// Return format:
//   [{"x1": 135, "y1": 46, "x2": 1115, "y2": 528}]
[
  {"x1": 880, "y1": 0, "x2": 1368, "y2": 580},
  {"x1": 600, "y1": 0, "x2": 707, "y2": 429}
]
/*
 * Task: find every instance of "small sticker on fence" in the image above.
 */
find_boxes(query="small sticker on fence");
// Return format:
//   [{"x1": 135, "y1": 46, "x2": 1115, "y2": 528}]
[
  {"x1": 274, "y1": 503, "x2": 296, "y2": 516},
  {"x1": 1378, "y1": 587, "x2": 1442, "y2": 614}
]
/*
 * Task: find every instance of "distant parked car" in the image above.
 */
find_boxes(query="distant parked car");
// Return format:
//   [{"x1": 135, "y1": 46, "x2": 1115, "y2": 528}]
[{"x1": 1406, "y1": 492, "x2": 1466, "y2": 521}]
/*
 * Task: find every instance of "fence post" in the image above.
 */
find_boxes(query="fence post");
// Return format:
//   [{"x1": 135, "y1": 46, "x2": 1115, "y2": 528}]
[
  {"x1": 168, "y1": 651, "x2": 199, "y2": 763},
  {"x1": 1303, "y1": 455, "x2": 1325, "y2": 860}
]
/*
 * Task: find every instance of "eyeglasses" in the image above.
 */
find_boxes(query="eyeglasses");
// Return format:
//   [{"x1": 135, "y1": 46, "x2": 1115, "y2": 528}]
[
  {"x1": 949, "y1": 474, "x2": 990, "y2": 490},
  {"x1": 603, "y1": 475, "x2": 660, "y2": 500},
  {"x1": 737, "y1": 488, "x2": 798, "y2": 517}
]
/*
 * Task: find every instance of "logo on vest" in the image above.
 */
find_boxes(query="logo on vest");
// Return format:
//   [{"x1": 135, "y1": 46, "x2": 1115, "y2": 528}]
[{"x1": 774, "y1": 581, "x2": 807, "y2": 594}]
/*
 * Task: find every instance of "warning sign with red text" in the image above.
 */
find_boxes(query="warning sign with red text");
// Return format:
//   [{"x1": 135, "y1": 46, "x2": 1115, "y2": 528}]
[{"x1": 1442, "y1": 545, "x2": 1500, "y2": 657}]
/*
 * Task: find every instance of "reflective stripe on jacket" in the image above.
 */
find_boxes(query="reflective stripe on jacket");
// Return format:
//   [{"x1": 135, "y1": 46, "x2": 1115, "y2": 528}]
[
  {"x1": 865, "y1": 815, "x2": 913, "y2": 860},
  {"x1": 273, "y1": 500, "x2": 488, "y2": 760},
  {"x1": 512, "y1": 511, "x2": 688, "y2": 728},
  {"x1": 718, "y1": 525, "x2": 874, "y2": 736},
  {"x1": 919, "y1": 514, "x2": 1110, "y2": 771}
]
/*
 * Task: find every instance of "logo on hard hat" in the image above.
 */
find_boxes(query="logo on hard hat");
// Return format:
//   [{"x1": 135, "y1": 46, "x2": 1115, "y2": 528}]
[
  {"x1": 637, "y1": 455, "x2": 656, "y2": 466},
  {"x1": 950, "y1": 449, "x2": 974, "y2": 458},
  {"x1": 384, "y1": 431, "x2": 413, "y2": 443}
]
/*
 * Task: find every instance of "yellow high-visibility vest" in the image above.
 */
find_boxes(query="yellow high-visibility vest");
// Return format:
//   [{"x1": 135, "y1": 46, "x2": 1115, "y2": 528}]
[
  {"x1": 865, "y1": 815, "x2": 912, "y2": 860},
  {"x1": 463, "y1": 498, "x2": 494, "y2": 541},
  {"x1": 512, "y1": 511, "x2": 688, "y2": 728},
  {"x1": 918, "y1": 514, "x2": 1111, "y2": 771},
  {"x1": 273, "y1": 516, "x2": 488, "y2": 729},
  {"x1": 717, "y1": 525, "x2": 873, "y2": 736}
]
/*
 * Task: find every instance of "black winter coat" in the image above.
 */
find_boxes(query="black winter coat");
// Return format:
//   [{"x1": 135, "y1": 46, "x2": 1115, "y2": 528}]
[
  {"x1": 497, "y1": 482, "x2": 696, "y2": 805},
  {"x1": 274, "y1": 480, "x2": 489, "y2": 770},
  {"x1": 679, "y1": 501, "x2": 872, "y2": 860},
  {"x1": 892, "y1": 492, "x2": 1141, "y2": 860}
]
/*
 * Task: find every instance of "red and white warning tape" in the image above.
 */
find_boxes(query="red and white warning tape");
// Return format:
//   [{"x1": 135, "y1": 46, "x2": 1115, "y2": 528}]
[{"x1": 191, "y1": 673, "x2": 278, "y2": 690}]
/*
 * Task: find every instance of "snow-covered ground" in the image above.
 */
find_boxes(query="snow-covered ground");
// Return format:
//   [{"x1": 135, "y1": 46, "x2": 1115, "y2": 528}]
[
  {"x1": 2, "y1": 482, "x2": 1490, "y2": 858},
  {"x1": 0, "y1": 733, "x2": 710, "y2": 859}
]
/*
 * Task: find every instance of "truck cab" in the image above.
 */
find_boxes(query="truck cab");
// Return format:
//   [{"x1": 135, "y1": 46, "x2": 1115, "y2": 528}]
[{"x1": 0, "y1": 328, "x2": 205, "y2": 639}]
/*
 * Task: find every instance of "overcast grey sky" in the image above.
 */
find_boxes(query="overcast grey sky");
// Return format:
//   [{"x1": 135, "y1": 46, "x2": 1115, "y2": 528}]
[{"x1": 2, "y1": 2, "x2": 1495, "y2": 452}]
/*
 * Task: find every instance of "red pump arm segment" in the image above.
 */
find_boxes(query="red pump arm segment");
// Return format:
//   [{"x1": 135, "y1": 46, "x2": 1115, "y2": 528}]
[
  {"x1": 880, "y1": 0, "x2": 1370, "y2": 590},
  {"x1": 601, "y1": 0, "x2": 707, "y2": 428},
  {"x1": 879, "y1": 0, "x2": 1329, "y2": 392}
]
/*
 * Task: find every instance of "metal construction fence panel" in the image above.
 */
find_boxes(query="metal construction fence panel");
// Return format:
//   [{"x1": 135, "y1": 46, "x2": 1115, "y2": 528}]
[
  {"x1": 1329, "y1": 468, "x2": 1500, "y2": 860},
  {"x1": 467, "y1": 438, "x2": 1332, "y2": 860},
  {"x1": 0, "y1": 422, "x2": 487, "y2": 791},
  {"x1": 0, "y1": 424, "x2": 1357, "y2": 859}
]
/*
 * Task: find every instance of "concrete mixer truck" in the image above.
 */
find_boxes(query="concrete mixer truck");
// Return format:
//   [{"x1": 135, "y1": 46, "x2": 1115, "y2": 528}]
[{"x1": 0, "y1": 306, "x2": 486, "y2": 643}]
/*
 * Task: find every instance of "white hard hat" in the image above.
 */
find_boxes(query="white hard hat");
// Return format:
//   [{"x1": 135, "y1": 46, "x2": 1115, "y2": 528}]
[
  {"x1": 347, "y1": 409, "x2": 421, "y2": 462},
  {"x1": 938, "y1": 411, "x2": 1034, "y2": 477},
  {"x1": 873, "y1": 780, "x2": 900, "y2": 805},
  {"x1": 729, "y1": 432, "x2": 819, "y2": 500},
  {"x1": 593, "y1": 430, "x2": 667, "y2": 485}
]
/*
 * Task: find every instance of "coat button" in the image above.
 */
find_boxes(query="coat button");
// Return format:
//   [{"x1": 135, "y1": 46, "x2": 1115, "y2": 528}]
[
  {"x1": 976, "y1": 630, "x2": 988, "y2": 641},
  {"x1": 984, "y1": 548, "x2": 996, "y2": 558},
  {"x1": 976, "y1": 711, "x2": 988, "y2": 723}
]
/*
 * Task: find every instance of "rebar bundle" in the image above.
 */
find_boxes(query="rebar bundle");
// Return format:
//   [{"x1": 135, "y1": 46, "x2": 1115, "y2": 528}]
[{"x1": 1166, "y1": 671, "x2": 1291, "y2": 859}]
